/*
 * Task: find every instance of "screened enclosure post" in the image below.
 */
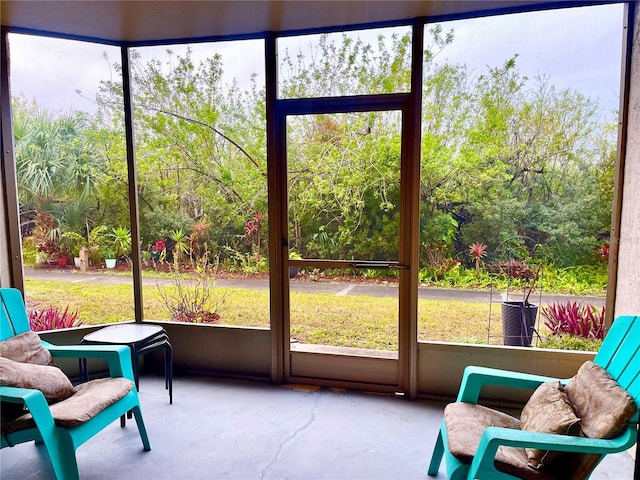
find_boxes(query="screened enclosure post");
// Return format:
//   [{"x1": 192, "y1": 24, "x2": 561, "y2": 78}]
[
  {"x1": 0, "y1": 28, "x2": 24, "y2": 291},
  {"x1": 266, "y1": 32, "x2": 285, "y2": 383},
  {"x1": 121, "y1": 45, "x2": 144, "y2": 322}
]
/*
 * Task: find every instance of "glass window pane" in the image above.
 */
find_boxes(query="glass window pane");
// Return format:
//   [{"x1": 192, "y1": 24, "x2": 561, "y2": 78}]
[
  {"x1": 287, "y1": 111, "x2": 401, "y2": 261},
  {"x1": 9, "y1": 33, "x2": 134, "y2": 328},
  {"x1": 278, "y1": 26, "x2": 412, "y2": 99},
  {"x1": 129, "y1": 40, "x2": 268, "y2": 328},
  {"x1": 419, "y1": 4, "x2": 622, "y2": 347},
  {"x1": 290, "y1": 267, "x2": 399, "y2": 353}
]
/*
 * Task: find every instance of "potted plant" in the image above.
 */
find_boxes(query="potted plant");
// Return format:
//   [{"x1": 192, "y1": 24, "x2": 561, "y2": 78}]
[
  {"x1": 111, "y1": 226, "x2": 132, "y2": 260},
  {"x1": 498, "y1": 259, "x2": 540, "y2": 347},
  {"x1": 62, "y1": 232, "x2": 84, "y2": 268},
  {"x1": 63, "y1": 224, "x2": 109, "y2": 269},
  {"x1": 103, "y1": 246, "x2": 117, "y2": 269}
]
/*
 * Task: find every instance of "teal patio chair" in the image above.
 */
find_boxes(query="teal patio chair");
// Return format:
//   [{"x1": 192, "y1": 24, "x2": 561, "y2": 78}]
[
  {"x1": 428, "y1": 314, "x2": 640, "y2": 479},
  {"x1": 0, "y1": 287, "x2": 151, "y2": 480}
]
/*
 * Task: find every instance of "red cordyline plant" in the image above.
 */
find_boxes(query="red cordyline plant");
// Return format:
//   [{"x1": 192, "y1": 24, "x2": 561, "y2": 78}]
[
  {"x1": 246, "y1": 211, "x2": 263, "y2": 251},
  {"x1": 468, "y1": 242, "x2": 487, "y2": 271},
  {"x1": 28, "y1": 305, "x2": 82, "y2": 332},
  {"x1": 541, "y1": 301, "x2": 605, "y2": 340}
]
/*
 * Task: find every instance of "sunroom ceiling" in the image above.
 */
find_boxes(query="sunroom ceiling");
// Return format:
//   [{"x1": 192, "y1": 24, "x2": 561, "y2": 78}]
[{"x1": 2, "y1": 0, "x2": 581, "y2": 44}]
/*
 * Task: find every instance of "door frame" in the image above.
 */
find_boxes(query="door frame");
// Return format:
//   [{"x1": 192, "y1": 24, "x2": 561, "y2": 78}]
[
  {"x1": 266, "y1": 23, "x2": 423, "y2": 397},
  {"x1": 273, "y1": 95, "x2": 415, "y2": 392}
]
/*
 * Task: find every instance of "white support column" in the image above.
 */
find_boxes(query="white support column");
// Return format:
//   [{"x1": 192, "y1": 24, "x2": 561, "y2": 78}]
[{"x1": 614, "y1": 3, "x2": 640, "y2": 316}]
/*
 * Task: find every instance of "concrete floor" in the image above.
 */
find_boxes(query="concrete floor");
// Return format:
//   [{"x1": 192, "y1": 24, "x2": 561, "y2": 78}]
[{"x1": 0, "y1": 374, "x2": 635, "y2": 479}]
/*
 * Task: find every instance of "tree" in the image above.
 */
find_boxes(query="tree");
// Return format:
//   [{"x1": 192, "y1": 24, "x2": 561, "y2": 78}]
[
  {"x1": 96, "y1": 47, "x2": 268, "y2": 253},
  {"x1": 12, "y1": 96, "x2": 108, "y2": 236}
]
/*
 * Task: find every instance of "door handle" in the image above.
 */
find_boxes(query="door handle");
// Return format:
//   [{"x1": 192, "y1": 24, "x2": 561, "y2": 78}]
[{"x1": 350, "y1": 262, "x2": 408, "y2": 270}]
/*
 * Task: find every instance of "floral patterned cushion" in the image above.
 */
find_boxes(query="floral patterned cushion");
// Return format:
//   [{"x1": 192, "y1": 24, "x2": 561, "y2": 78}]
[
  {"x1": 549, "y1": 361, "x2": 638, "y2": 480},
  {"x1": 564, "y1": 361, "x2": 636, "y2": 439},
  {"x1": 4, "y1": 377, "x2": 134, "y2": 432},
  {"x1": 0, "y1": 356, "x2": 76, "y2": 402},
  {"x1": 520, "y1": 381, "x2": 581, "y2": 469},
  {"x1": 0, "y1": 331, "x2": 53, "y2": 365},
  {"x1": 443, "y1": 402, "x2": 554, "y2": 479},
  {"x1": 442, "y1": 361, "x2": 637, "y2": 480}
]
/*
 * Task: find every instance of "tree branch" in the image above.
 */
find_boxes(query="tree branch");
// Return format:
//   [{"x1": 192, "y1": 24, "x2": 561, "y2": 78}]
[{"x1": 143, "y1": 106, "x2": 261, "y2": 170}]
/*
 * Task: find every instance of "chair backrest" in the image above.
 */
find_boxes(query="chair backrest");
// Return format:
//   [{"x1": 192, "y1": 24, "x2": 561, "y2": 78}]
[
  {"x1": 594, "y1": 315, "x2": 640, "y2": 406},
  {"x1": 0, "y1": 288, "x2": 31, "y2": 341}
]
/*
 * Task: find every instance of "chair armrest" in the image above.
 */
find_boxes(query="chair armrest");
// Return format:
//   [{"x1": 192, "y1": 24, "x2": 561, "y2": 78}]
[
  {"x1": 1, "y1": 385, "x2": 48, "y2": 405},
  {"x1": 46, "y1": 344, "x2": 135, "y2": 382},
  {"x1": 456, "y1": 366, "x2": 565, "y2": 403},
  {"x1": 0, "y1": 386, "x2": 56, "y2": 441},
  {"x1": 468, "y1": 425, "x2": 637, "y2": 479}
]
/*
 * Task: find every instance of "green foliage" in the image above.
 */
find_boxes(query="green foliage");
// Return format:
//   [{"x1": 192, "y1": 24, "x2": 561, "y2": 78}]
[
  {"x1": 222, "y1": 246, "x2": 269, "y2": 274},
  {"x1": 538, "y1": 335, "x2": 602, "y2": 352},
  {"x1": 13, "y1": 26, "x2": 617, "y2": 277},
  {"x1": 416, "y1": 264, "x2": 606, "y2": 295},
  {"x1": 22, "y1": 238, "x2": 38, "y2": 265},
  {"x1": 111, "y1": 226, "x2": 132, "y2": 258},
  {"x1": 536, "y1": 265, "x2": 607, "y2": 295},
  {"x1": 139, "y1": 207, "x2": 193, "y2": 249},
  {"x1": 169, "y1": 229, "x2": 190, "y2": 260}
]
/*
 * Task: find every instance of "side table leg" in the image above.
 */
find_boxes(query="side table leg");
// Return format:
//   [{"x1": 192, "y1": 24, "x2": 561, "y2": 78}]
[{"x1": 166, "y1": 342, "x2": 173, "y2": 404}]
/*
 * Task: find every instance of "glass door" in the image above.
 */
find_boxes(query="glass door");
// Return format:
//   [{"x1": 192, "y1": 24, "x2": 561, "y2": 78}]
[{"x1": 283, "y1": 109, "x2": 405, "y2": 387}]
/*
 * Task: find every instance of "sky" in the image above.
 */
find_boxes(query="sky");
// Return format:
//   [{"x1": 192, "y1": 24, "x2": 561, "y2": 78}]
[{"x1": 7, "y1": 3, "x2": 624, "y2": 120}]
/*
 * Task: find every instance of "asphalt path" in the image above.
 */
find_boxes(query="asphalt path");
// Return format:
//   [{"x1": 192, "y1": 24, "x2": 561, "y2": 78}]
[{"x1": 24, "y1": 268, "x2": 605, "y2": 307}]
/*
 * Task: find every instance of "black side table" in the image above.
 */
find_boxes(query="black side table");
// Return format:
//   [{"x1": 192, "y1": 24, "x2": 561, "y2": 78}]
[{"x1": 80, "y1": 323, "x2": 173, "y2": 405}]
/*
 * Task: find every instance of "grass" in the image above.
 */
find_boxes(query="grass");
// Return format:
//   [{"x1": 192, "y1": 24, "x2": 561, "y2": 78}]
[{"x1": 25, "y1": 278, "x2": 555, "y2": 351}]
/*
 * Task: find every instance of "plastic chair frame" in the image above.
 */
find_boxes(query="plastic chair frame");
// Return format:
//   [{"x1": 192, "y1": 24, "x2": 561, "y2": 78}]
[
  {"x1": 0, "y1": 288, "x2": 152, "y2": 480},
  {"x1": 427, "y1": 314, "x2": 640, "y2": 480}
]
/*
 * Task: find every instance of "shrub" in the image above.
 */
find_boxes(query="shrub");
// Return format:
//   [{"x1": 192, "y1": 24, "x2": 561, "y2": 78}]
[
  {"x1": 541, "y1": 301, "x2": 605, "y2": 340},
  {"x1": 156, "y1": 254, "x2": 225, "y2": 323},
  {"x1": 491, "y1": 259, "x2": 536, "y2": 281},
  {"x1": 538, "y1": 335, "x2": 602, "y2": 352},
  {"x1": 29, "y1": 305, "x2": 81, "y2": 331}
]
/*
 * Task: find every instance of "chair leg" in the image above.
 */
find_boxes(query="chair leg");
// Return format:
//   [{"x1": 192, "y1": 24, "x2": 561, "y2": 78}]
[
  {"x1": 42, "y1": 433, "x2": 81, "y2": 480},
  {"x1": 130, "y1": 404, "x2": 152, "y2": 451},
  {"x1": 428, "y1": 426, "x2": 445, "y2": 476},
  {"x1": 132, "y1": 351, "x2": 140, "y2": 391}
]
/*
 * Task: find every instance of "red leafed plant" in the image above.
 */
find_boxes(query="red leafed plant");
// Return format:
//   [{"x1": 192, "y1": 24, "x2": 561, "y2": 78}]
[
  {"x1": 468, "y1": 242, "x2": 487, "y2": 271},
  {"x1": 28, "y1": 305, "x2": 82, "y2": 332},
  {"x1": 541, "y1": 301, "x2": 605, "y2": 340},
  {"x1": 596, "y1": 242, "x2": 610, "y2": 261}
]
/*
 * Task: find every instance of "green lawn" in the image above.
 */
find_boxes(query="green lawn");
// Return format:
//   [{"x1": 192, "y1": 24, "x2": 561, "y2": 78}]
[{"x1": 24, "y1": 279, "x2": 548, "y2": 350}]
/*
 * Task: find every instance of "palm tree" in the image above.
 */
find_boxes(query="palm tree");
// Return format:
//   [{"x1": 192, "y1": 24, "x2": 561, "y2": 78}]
[{"x1": 14, "y1": 103, "x2": 102, "y2": 215}]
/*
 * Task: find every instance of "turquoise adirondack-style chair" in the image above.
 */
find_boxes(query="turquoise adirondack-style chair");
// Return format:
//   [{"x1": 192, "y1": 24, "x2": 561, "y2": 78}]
[
  {"x1": 428, "y1": 314, "x2": 640, "y2": 480},
  {"x1": 0, "y1": 288, "x2": 151, "y2": 480}
]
